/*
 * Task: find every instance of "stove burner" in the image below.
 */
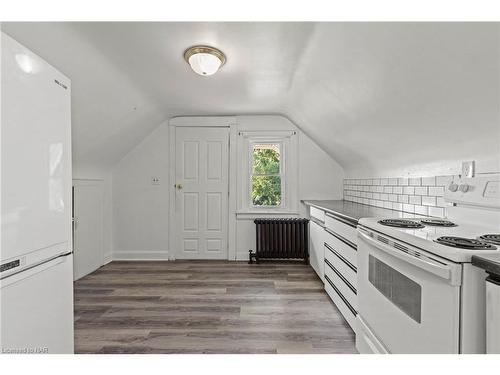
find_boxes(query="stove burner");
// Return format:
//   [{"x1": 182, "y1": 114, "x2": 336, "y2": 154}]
[
  {"x1": 435, "y1": 236, "x2": 497, "y2": 250},
  {"x1": 478, "y1": 234, "x2": 500, "y2": 245},
  {"x1": 378, "y1": 219, "x2": 424, "y2": 229},
  {"x1": 420, "y1": 218, "x2": 456, "y2": 227}
]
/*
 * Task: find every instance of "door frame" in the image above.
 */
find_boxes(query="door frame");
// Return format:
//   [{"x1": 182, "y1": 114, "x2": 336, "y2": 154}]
[
  {"x1": 168, "y1": 117, "x2": 237, "y2": 261},
  {"x1": 72, "y1": 178, "x2": 104, "y2": 279}
]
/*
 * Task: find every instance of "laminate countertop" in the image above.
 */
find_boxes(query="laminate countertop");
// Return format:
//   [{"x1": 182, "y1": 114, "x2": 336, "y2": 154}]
[
  {"x1": 472, "y1": 254, "x2": 500, "y2": 279},
  {"x1": 302, "y1": 199, "x2": 427, "y2": 226}
]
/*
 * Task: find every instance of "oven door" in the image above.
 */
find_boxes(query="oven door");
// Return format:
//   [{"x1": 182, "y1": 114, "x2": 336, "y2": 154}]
[{"x1": 357, "y1": 227, "x2": 462, "y2": 354}]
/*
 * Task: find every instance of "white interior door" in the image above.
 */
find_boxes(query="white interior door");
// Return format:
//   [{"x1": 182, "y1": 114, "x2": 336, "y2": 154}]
[
  {"x1": 175, "y1": 127, "x2": 229, "y2": 259},
  {"x1": 73, "y1": 180, "x2": 103, "y2": 280}
]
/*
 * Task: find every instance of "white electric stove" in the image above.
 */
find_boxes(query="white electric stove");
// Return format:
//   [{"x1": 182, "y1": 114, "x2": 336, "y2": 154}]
[{"x1": 355, "y1": 175, "x2": 500, "y2": 354}]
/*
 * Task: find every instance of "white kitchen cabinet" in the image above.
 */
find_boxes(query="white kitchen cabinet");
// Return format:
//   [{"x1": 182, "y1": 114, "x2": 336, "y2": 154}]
[
  {"x1": 310, "y1": 220, "x2": 325, "y2": 282},
  {"x1": 325, "y1": 260, "x2": 357, "y2": 311},
  {"x1": 323, "y1": 213, "x2": 358, "y2": 331},
  {"x1": 325, "y1": 213, "x2": 357, "y2": 245},
  {"x1": 325, "y1": 272, "x2": 357, "y2": 330},
  {"x1": 310, "y1": 206, "x2": 326, "y2": 223},
  {"x1": 324, "y1": 227, "x2": 357, "y2": 269},
  {"x1": 306, "y1": 203, "x2": 359, "y2": 332},
  {"x1": 325, "y1": 241, "x2": 357, "y2": 292}
]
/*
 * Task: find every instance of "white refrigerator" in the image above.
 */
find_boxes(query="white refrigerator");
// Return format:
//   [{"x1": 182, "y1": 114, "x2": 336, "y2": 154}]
[{"x1": 1, "y1": 32, "x2": 74, "y2": 354}]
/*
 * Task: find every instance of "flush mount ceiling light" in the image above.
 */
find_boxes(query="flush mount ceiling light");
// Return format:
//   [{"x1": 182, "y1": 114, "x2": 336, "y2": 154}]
[{"x1": 184, "y1": 45, "x2": 226, "y2": 76}]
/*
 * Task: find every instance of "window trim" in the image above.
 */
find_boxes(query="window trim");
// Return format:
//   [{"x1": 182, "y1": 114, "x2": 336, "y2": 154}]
[{"x1": 249, "y1": 141, "x2": 285, "y2": 209}]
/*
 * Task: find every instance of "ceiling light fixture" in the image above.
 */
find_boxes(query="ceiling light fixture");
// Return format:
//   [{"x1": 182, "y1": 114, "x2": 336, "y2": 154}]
[{"x1": 184, "y1": 45, "x2": 226, "y2": 76}]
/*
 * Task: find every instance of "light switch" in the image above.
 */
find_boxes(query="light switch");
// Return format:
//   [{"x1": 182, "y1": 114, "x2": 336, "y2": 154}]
[{"x1": 151, "y1": 176, "x2": 160, "y2": 185}]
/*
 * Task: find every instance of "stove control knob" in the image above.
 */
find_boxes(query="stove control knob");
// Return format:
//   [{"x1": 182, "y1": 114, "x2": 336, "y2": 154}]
[
  {"x1": 459, "y1": 183, "x2": 470, "y2": 193},
  {"x1": 448, "y1": 183, "x2": 459, "y2": 192}
]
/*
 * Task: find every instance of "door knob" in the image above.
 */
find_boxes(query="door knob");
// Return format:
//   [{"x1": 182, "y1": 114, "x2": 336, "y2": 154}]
[{"x1": 175, "y1": 183, "x2": 183, "y2": 190}]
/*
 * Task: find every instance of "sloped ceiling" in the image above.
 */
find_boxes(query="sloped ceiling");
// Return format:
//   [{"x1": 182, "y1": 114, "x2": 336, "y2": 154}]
[{"x1": 2, "y1": 22, "x2": 499, "y2": 175}]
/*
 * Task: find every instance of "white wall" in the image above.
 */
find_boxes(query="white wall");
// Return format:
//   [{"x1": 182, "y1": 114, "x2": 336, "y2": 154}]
[
  {"x1": 111, "y1": 115, "x2": 344, "y2": 261},
  {"x1": 298, "y1": 131, "x2": 345, "y2": 208},
  {"x1": 234, "y1": 116, "x2": 344, "y2": 260},
  {"x1": 112, "y1": 121, "x2": 170, "y2": 260}
]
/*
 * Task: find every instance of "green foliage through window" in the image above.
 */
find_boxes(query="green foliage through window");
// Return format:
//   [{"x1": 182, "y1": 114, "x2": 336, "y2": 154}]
[{"x1": 251, "y1": 145, "x2": 281, "y2": 206}]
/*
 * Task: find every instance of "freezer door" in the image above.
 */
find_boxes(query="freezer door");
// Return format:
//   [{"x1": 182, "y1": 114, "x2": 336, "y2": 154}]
[
  {"x1": 0, "y1": 254, "x2": 74, "y2": 354},
  {"x1": 1, "y1": 32, "x2": 72, "y2": 262}
]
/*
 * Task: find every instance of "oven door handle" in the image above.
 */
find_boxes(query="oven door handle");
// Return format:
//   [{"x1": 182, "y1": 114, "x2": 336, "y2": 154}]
[{"x1": 358, "y1": 231, "x2": 460, "y2": 284}]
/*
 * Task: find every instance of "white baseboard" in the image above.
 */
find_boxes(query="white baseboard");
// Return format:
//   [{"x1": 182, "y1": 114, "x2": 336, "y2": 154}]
[
  {"x1": 110, "y1": 251, "x2": 246, "y2": 262},
  {"x1": 103, "y1": 253, "x2": 113, "y2": 265},
  {"x1": 236, "y1": 250, "x2": 251, "y2": 261},
  {"x1": 112, "y1": 250, "x2": 170, "y2": 261}
]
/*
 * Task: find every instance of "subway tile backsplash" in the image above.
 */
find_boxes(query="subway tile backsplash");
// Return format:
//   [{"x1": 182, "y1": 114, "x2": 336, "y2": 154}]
[{"x1": 343, "y1": 175, "x2": 455, "y2": 218}]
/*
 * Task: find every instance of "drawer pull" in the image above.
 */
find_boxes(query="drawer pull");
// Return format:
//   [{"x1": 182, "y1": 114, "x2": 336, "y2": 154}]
[
  {"x1": 325, "y1": 258, "x2": 357, "y2": 294},
  {"x1": 325, "y1": 212, "x2": 357, "y2": 228},
  {"x1": 325, "y1": 242, "x2": 357, "y2": 272},
  {"x1": 325, "y1": 274, "x2": 357, "y2": 316},
  {"x1": 310, "y1": 217, "x2": 325, "y2": 227},
  {"x1": 325, "y1": 227, "x2": 357, "y2": 250}
]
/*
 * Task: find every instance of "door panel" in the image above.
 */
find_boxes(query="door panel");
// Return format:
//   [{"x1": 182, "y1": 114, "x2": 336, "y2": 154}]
[
  {"x1": 73, "y1": 182, "x2": 103, "y2": 280},
  {"x1": 175, "y1": 127, "x2": 229, "y2": 259},
  {"x1": 183, "y1": 141, "x2": 199, "y2": 180},
  {"x1": 207, "y1": 141, "x2": 223, "y2": 180},
  {"x1": 183, "y1": 192, "x2": 199, "y2": 231},
  {"x1": 206, "y1": 192, "x2": 222, "y2": 231}
]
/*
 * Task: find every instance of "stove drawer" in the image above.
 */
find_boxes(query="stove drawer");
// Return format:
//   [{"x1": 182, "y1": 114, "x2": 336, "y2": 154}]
[
  {"x1": 325, "y1": 242, "x2": 357, "y2": 291},
  {"x1": 325, "y1": 258, "x2": 358, "y2": 311}
]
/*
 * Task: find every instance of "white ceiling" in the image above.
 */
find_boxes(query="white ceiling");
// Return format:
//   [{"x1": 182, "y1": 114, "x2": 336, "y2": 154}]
[{"x1": 2, "y1": 22, "x2": 499, "y2": 175}]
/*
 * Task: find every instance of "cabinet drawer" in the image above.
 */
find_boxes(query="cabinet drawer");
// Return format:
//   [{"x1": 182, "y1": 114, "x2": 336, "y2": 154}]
[
  {"x1": 325, "y1": 213, "x2": 357, "y2": 244},
  {"x1": 324, "y1": 228, "x2": 357, "y2": 268},
  {"x1": 325, "y1": 274, "x2": 356, "y2": 330},
  {"x1": 325, "y1": 242, "x2": 357, "y2": 291},
  {"x1": 310, "y1": 206, "x2": 325, "y2": 223},
  {"x1": 325, "y1": 259, "x2": 357, "y2": 311}
]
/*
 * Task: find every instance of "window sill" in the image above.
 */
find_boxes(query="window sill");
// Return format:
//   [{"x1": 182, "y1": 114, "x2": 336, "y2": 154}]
[{"x1": 236, "y1": 210, "x2": 300, "y2": 219}]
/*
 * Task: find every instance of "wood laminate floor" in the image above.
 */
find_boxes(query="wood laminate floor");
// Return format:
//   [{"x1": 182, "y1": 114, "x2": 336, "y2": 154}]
[{"x1": 74, "y1": 261, "x2": 357, "y2": 354}]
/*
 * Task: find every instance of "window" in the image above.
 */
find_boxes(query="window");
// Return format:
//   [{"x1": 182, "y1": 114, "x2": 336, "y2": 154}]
[
  {"x1": 237, "y1": 130, "x2": 298, "y2": 214},
  {"x1": 251, "y1": 143, "x2": 282, "y2": 207}
]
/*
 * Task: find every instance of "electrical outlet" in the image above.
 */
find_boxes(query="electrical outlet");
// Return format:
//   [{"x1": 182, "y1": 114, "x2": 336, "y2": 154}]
[
  {"x1": 151, "y1": 176, "x2": 160, "y2": 185},
  {"x1": 462, "y1": 161, "x2": 475, "y2": 178}
]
